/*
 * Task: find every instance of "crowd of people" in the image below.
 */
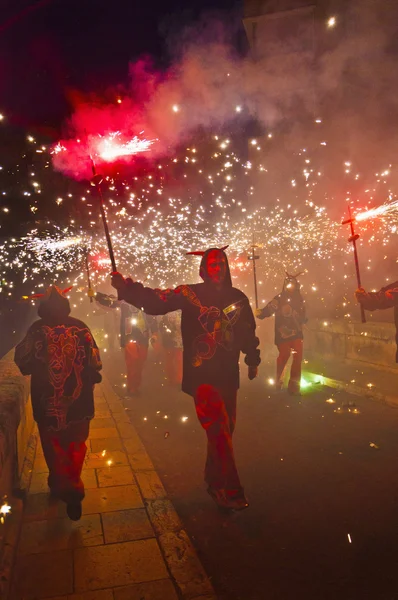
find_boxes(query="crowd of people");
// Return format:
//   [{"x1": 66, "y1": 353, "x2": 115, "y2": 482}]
[{"x1": 14, "y1": 246, "x2": 398, "y2": 520}]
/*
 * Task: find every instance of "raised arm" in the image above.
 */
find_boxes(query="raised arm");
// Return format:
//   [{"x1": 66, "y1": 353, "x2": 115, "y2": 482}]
[
  {"x1": 356, "y1": 281, "x2": 398, "y2": 311},
  {"x1": 255, "y1": 296, "x2": 280, "y2": 320},
  {"x1": 111, "y1": 273, "x2": 184, "y2": 315}
]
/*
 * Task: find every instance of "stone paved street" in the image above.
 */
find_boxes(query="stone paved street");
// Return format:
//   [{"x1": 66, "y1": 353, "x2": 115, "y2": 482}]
[{"x1": 9, "y1": 378, "x2": 215, "y2": 600}]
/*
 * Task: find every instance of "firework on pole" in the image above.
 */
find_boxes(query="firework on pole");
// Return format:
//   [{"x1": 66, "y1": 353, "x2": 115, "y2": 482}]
[
  {"x1": 247, "y1": 235, "x2": 260, "y2": 309},
  {"x1": 342, "y1": 206, "x2": 366, "y2": 323}
]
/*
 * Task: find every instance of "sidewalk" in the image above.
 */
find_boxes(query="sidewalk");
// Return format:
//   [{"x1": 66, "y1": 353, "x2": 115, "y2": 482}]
[
  {"x1": 303, "y1": 354, "x2": 398, "y2": 407},
  {"x1": 7, "y1": 378, "x2": 216, "y2": 600}
]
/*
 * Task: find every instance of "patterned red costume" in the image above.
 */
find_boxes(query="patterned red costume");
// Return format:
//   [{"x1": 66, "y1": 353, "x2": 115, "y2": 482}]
[
  {"x1": 15, "y1": 287, "x2": 102, "y2": 520},
  {"x1": 112, "y1": 247, "x2": 260, "y2": 510}
]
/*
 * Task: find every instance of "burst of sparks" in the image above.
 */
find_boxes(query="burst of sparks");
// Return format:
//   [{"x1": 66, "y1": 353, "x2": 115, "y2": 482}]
[
  {"x1": 356, "y1": 199, "x2": 398, "y2": 222},
  {"x1": 96, "y1": 132, "x2": 155, "y2": 162}
]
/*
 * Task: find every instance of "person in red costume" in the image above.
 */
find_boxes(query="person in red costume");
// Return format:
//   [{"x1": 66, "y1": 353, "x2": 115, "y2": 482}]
[
  {"x1": 256, "y1": 272, "x2": 307, "y2": 395},
  {"x1": 111, "y1": 246, "x2": 260, "y2": 511},
  {"x1": 356, "y1": 281, "x2": 398, "y2": 362},
  {"x1": 15, "y1": 286, "x2": 102, "y2": 521}
]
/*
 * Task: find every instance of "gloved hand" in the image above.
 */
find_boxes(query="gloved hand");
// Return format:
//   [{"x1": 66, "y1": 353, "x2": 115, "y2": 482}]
[
  {"x1": 111, "y1": 272, "x2": 126, "y2": 291},
  {"x1": 248, "y1": 366, "x2": 258, "y2": 380},
  {"x1": 355, "y1": 287, "x2": 367, "y2": 302},
  {"x1": 87, "y1": 288, "x2": 95, "y2": 298},
  {"x1": 255, "y1": 308, "x2": 263, "y2": 318}
]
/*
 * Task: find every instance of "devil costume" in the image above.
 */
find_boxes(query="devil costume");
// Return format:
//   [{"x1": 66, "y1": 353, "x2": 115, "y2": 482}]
[
  {"x1": 356, "y1": 280, "x2": 398, "y2": 362},
  {"x1": 95, "y1": 291, "x2": 152, "y2": 394},
  {"x1": 257, "y1": 273, "x2": 307, "y2": 394},
  {"x1": 14, "y1": 286, "x2": 102, "y2": 518},
  {"x1": 113, "y1": 247, "x2": 260, "y2": 510}
]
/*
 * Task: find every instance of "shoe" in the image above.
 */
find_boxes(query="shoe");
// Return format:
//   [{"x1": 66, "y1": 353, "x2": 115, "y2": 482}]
[
  {"x1": 66, "y1": 502, "x2": 82, "y2": 521},
  {"x1": 225, "y1": 490, "x2": 249, "y2": 511},
  {"x1": 207, "y1": 487, "x2": 230, "y2": 511}
]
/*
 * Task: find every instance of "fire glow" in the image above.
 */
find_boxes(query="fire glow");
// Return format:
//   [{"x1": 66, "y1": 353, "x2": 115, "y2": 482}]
[{"x1": 96, "y1": 132, "x2": 155, "y2": 162}]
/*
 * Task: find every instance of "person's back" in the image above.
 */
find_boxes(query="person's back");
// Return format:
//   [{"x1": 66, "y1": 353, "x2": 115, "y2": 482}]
[{"x1": 15, "y1": 286, "x2": 102, "y2": 520}]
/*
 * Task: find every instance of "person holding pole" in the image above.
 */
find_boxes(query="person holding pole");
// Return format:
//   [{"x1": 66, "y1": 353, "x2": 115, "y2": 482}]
[
  {"x1": 355, "y1": 281, "x2": 398, "y2": 362},
  {"x1": 256, "y1": 272, "x2": 307, "y2": 395},
  {"x1": 111, "y1": 246, "x2": 260, "y2": 511}
]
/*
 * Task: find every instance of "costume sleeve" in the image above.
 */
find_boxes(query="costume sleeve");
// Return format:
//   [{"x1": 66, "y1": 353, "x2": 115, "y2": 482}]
[
  {"x1": 14, "y1": 326, "x2": 36, "y2": 376},
  {"x1": 240, "y1": 298, "x2": 261, "y2": 367},
  {"x1": 296, "y1": 299, "x2": 307, "y2": 324},
  {"x1": 119, "y1": 280, "x2": 185, "y2": 316},
  {"x1": 85, "y1": 329, "x2": 102, "y2": 383},
  {"x1": 256, "y1": 296, "x2": 279, "y2": 319},
  {"x1": 358, "y1": 281, "x2": 398, "y2": 311}
]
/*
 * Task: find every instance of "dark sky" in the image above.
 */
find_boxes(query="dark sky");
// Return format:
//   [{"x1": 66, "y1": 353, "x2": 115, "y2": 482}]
[{"x1": 0, "y1": 0, "x2": 242, "y2": 132}]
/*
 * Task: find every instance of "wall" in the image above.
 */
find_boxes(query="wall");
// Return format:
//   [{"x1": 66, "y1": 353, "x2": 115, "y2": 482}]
[
  {"x1": 0, "y1": 351, "x2": 33, "y2": 500},
  {"x1": 305, "y1": 319, "x2": 397, "y2": 368}
]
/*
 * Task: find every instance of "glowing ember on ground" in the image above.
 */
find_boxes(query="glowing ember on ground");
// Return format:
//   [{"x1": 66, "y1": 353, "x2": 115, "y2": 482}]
[{"x1": 0, "y1": 500, "x2": 11, "y2": 524}]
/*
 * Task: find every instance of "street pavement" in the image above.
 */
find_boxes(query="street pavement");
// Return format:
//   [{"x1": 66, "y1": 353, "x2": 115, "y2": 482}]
[{"x1": 112, "y1": 356, "x2": 398, "y2": 600}]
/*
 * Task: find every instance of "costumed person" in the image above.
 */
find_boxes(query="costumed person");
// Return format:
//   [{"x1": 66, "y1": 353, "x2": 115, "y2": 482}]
[
  {"x1": 14, "y1": 286, "x2": 102, "y2": 521},
  {"x1": 160, "y1": 312, "x2": 183, "y2": 386},
  {"x1": 256, "y1": 272, "x2": 307, "y2": 395},
  {"x1": 111, "y1": 246, "x2": 261, "y2": 511},
  {"x1": 95, "y1": 291, "x2": 150, "y2": 396},
  {"x1": 355, "y1": 281, "x2": 398, "y2": 362}
]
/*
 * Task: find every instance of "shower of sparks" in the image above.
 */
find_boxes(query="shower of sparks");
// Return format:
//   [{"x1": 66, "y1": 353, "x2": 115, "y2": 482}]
[
  {"x1": 1, "y1": 121, "x2": 398, "y2": 339},
  {"x1": 355, "y1": 199, "x2": 398, "y2": 222},
  {"x1": 96, "y1": 132, "x2": 155, "y2": 162}
]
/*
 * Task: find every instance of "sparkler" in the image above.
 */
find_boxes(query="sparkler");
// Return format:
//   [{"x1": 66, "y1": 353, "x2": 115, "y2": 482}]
[
  {"x1": 342, "y1": 206, "x2": 366, "y2": 323},
  {"x1": 89, "y1": 157, "x2": 117, "y2": 272},
  {"x1": 84, "y1": 247, "x2": 93, "y2": 303},
  {"x1": 247, "y1": 238, "x2": 260, "y2": 309}
]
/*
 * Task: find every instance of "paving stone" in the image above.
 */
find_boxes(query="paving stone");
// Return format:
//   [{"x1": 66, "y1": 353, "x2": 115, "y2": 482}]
[
  {"x1": 46, "y1": 592, "x2": 114, "y2": 600},
  {"x1": 68, "y1": 591, "x2": 114, "y2": 600},
  {"x1": 122, "y1": 436, "x2": 144, "y2": 455},
  {"x1": 97, "y1": 465, "x2": 135, "y2": 487},
  {"x1": 74, "y1": 539, "x2": 168, "y2": 592},
  {"x1": 24, "y1": 493, "x2": 67, "y2": 522},
  {"x1": 84, "y1": 450, "x2": 129, "y2": 469},
  {"x1": 135, "y1": 470, "x2": 166, "y2": 500},
  {"x1": 82, "y1": 485, "x2": 143, "y2": 515},
  {"x1": 90, "y1": 417, "x2": 115, "y2": 429},
  {"x1": 113, "y1": 578, "x2": 178, "y2": 600},
  {"x1": 89, "y1": 427, "x2": 119, "y2": 440},
  {"x1": 93, "y1": 410, "x2": 112, "y2": 419},
  {"x1": 116, "y1": 422, "x2": 139, "y2": 439},
  {"x1": 102, "y1": 508, "x2": 154, "y2": 544},
  {"x1": 158, "y1": 530, "x2": 214, "y2": 599},
  {"x1": 127, "y1": 447, "x2": 155, "y2": 471},
  {"x1": 12, "y1": 549, "x2": 73, "y2": 599},
  {"x1": 18, "y1": 514, "x2": 103, "y2": 555},
  {"x1": 90, "y1": 437, "x2": 123, "y2": 453},
  {"x1": 81, "y1": 468, "x2": 98, "y2": 489},
  {"x1": 112, "y1": 411, "x2": 131, "y2": 424},
  {"x1": 145, "y1": 499, "x2": 182, "y2": 535}
]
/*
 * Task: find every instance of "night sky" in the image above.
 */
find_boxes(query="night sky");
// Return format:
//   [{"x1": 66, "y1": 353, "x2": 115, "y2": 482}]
[{"x1": 0, "y1": 0, "x2": 242, "y2": 132}]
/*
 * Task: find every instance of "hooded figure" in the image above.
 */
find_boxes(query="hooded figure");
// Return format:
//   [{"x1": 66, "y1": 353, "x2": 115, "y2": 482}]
[
  {"x1": 256, "y1": 273, "x2": 307, "y2": 395},
  {"x1": 356, "y1": 281, "x2": 398, "y2": 362},
  {"x1": 95, "y1": 291, "x2": 153, "y2": 395},
  {"x1": 111, "y1": 247, "x2": 260, "y2": 511},
  {"x1": 15, "y1": 286, "x2": 102, "y2": 521}
]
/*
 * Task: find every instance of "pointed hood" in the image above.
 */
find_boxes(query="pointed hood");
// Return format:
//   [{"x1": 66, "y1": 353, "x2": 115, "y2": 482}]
[
  {"x1": 37, "y1": 286, "x2": 71, "y2": 321},
  {"x1": 186, "y1": 246, "x2": 232, "y2": 287}
]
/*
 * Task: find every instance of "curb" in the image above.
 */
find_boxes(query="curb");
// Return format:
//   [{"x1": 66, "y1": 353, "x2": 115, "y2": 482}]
[
  {"x1": 0, "y1": 428, "x2": 37, "y2": 600},
  {"x1": 101, "y1": 377, "x2": 217, "y2": 600},
  {"x1": 305, "y1": 371, "x2": 398, "y2": 408}
]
